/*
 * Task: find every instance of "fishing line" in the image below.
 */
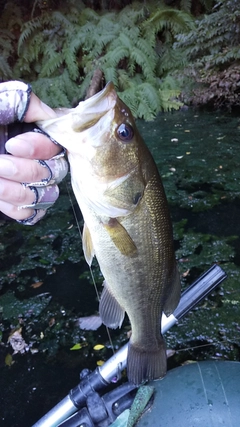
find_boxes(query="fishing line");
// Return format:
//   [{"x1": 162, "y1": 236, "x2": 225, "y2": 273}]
[
  {"x1": 65, "y1": 180, "x2": 115, "y2": 355},
  {"x1": 176, "y1": 342, "x2": 218, "y2": 353}
]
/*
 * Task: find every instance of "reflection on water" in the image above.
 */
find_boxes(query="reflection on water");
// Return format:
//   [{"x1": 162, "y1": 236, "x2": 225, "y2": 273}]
[{"x1": 0, "y1": 109, "x2": 240, "y2": 426}]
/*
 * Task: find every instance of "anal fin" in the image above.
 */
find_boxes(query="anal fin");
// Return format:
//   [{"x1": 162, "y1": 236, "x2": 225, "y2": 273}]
[{"x1": 99, "y1": 281, "x2": 125, "y2": 329}]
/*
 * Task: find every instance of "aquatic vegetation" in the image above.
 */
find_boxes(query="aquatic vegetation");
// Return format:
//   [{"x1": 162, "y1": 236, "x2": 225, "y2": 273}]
[
  {"x1": 138, "y1": 109, "x2": 240, "y2": 211},
  {"x1": 0, "y1": 291, "x2": 51, "y2": 321}
]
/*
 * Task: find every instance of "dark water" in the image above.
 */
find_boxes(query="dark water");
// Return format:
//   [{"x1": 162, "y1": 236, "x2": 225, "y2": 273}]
[{"x1": 0, "y1": 109, "x2": 240, "y2": 426}]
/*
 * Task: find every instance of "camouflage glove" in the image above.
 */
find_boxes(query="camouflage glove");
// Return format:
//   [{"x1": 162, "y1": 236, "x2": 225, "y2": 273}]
[
  {"x1": 0, "y1": 80, "x2": 32, "y2": 124},
  {"x1": 17, "y1": 152, "x2": 68, "y2": 225},
  {"x1": 0, "y1": 81, "x2": 68, "y2": 225}
]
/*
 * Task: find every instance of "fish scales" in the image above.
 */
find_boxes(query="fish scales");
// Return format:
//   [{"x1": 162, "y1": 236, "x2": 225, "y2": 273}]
[{"x1": 37, "y1": 82, "x2": 181, "y2": 385}]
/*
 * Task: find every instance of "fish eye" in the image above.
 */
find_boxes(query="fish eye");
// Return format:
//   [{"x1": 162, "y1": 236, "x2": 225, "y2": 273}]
[{"x1": 117, "y1": 123, "x2": 134, "y2": 142}]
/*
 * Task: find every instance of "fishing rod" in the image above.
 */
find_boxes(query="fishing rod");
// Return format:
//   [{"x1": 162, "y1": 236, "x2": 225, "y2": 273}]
[{"x1": 32, "y1": 263, "x2": 227, "y2": 427}]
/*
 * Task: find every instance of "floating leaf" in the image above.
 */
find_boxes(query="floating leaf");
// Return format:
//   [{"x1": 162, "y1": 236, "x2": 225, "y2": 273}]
[
  {"x1": 8, "y1": 328, "x2": 28, "y2": 354},
  {"x1": 93, "y1": 344, "x2": 105, "y2": 351},
  {"x1": 30, "y1": 281, "x2": 43, "y2": 289},
  {"x1": 97, "y1": 360, "x2": 105, "y2": 366},
  {"x1": 70, "y1": 343, "x2": 86, "y2": 350},
  {"x1": 70, "y1": 343, "x2": 82, "y2": 350},
  {"x1": 5, "y1": 353, "x2": 14, "y2": 367}
]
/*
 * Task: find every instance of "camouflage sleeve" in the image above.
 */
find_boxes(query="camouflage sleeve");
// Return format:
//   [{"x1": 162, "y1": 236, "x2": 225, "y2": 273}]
[{"x1": 0, "y1": 81, "x2": 32, "y2": 124}]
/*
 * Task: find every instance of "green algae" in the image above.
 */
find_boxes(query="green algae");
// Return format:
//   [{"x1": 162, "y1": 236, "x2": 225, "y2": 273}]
[
  {"x1": 0, "y1": 291, "x2": 51, "y2": 321},
  {"x1": 138, "y1": 110, "x2": 240, "y2": 212}
]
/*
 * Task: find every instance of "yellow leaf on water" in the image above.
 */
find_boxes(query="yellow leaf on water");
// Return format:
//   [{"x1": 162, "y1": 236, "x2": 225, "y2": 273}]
[
  {"x1": 5, "y1": 353, "x2": 14, "y2": 367},
  {"x1": 70, "y1": 343, "x2": 83, "y2": 350},
  {"x1": 97, "y1": 360, "x2": 104, "y2": 366},
  {"x1": 70, "y1": 342, "x2": 88, "y2": 350},
  {"x1": 93, "y1": 344, "x2": 105, "y2": 351}
]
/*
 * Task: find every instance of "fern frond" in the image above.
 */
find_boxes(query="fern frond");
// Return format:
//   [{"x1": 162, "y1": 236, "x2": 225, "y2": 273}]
[
  {"x1": 130, "y1": 47, "x2": 156, "y2": 80},
  {"x1": 0, "y1": 55, "x2": 13, "y2": 79},
  {"x1": 157, "y1": 45, "x2": 186, "y2": 75},
  {"x1": 104, "y1": 46, "x2": 129, "y2": 67},
  {"x1": 142, "y1": 8, "x2": 195, "y2": 43},
  {"x1": 158, "y1": 76, "x2": 183, "y2": 111},
  {"x1": 102, "y1": 66, "x2": 119, "y2": 88},
  {"x1": 50, "y1": 10, "x2": 72, "y2": 27},
  {"x1": 180, "y1": 0, "x2": 192, "y2": 13},
  {"x1": 77, "y1": 72, "x2": 94, "y2": 100},
  {"x1": 119, "y1": 88, "x2": 139, "y2": 118},
  {"x1": 117, "y1": 69, "x2": 132, "y2": 91},
  {"x1": 136, "y1": 82, "x2": 161, "y2": 113},
  {"x1": 62, "y1": 46, "x2": 79, "y2": 81},
  {"x1": 78, "y1": 7, "x2": 99, "y2": 25},
  {"x1": 39, "y1": 52, "x2": 64, "y2": 78},
  {"x1": 31, "y1": 70, "x2": 79, "y2": 108},
  {"x1": 18, "y1": 18, "x2": 43, "y2": 53}
]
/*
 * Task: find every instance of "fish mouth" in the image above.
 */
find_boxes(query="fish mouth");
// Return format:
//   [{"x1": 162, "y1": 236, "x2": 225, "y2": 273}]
[
  {"x1": 72, "y1": 82, "x2": 118, "y2": 132},
  {"x1": 36, "y1": 82, "x2": 118, "y2": 151}
]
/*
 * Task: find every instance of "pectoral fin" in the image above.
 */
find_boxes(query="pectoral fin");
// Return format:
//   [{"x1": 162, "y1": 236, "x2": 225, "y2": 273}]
[
  {"x1": 103, "y1": 218, "x2": 137, "y2": 256},
  {"x1": 99, "y1": 281, "x2": 125, "y2": 329},
  {"x1": 82, "y1": 223, "x2": 95, "y2": 266}
]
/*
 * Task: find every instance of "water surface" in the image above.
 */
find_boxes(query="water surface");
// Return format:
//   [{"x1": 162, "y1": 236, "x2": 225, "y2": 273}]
[{"x1": 0, "y1": 109, "x2": 240, "y2": 426}]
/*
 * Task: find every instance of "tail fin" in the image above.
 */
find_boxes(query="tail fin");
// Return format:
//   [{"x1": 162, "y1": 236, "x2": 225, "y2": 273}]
[{"x1": 127, "y1": 339, "x2": 167, "y2": 386}]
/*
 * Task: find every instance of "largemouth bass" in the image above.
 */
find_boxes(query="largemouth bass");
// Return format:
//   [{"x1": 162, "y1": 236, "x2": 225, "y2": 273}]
[{"x1": 37, "y1": 82, "x2": 181, "y2": 385}]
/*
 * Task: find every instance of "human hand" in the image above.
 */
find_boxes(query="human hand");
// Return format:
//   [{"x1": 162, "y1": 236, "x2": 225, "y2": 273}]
[{"x1": 0, "y1": 81, "x2": 68, "y2": 224}]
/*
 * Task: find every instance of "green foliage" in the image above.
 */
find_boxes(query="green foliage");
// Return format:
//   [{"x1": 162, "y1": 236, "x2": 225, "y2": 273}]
[
  {"x1": 176, "y1": 0, "x2": 240, "y2": 65},
  {"x1": 31, "y1": 71, "x2": 80, "y2": 108},
  {"x1": 173, "y1": 0, "x2": 240, "y2": 108},
  {"x1": 6, "y1": 0, "x2": 238, "y2": 115},
  {"x1": 78, "y1": 3, "x2": 192, "y2": 118},
  {"x1": 1, "y1": 0, "x2": 195, "y2": 118},
  {"x1": 15, "y1": 7, "x2": 83, "y2": 106},
  {"x1": 0, "y1": 2, "x2": 23, "y2": 79}
]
